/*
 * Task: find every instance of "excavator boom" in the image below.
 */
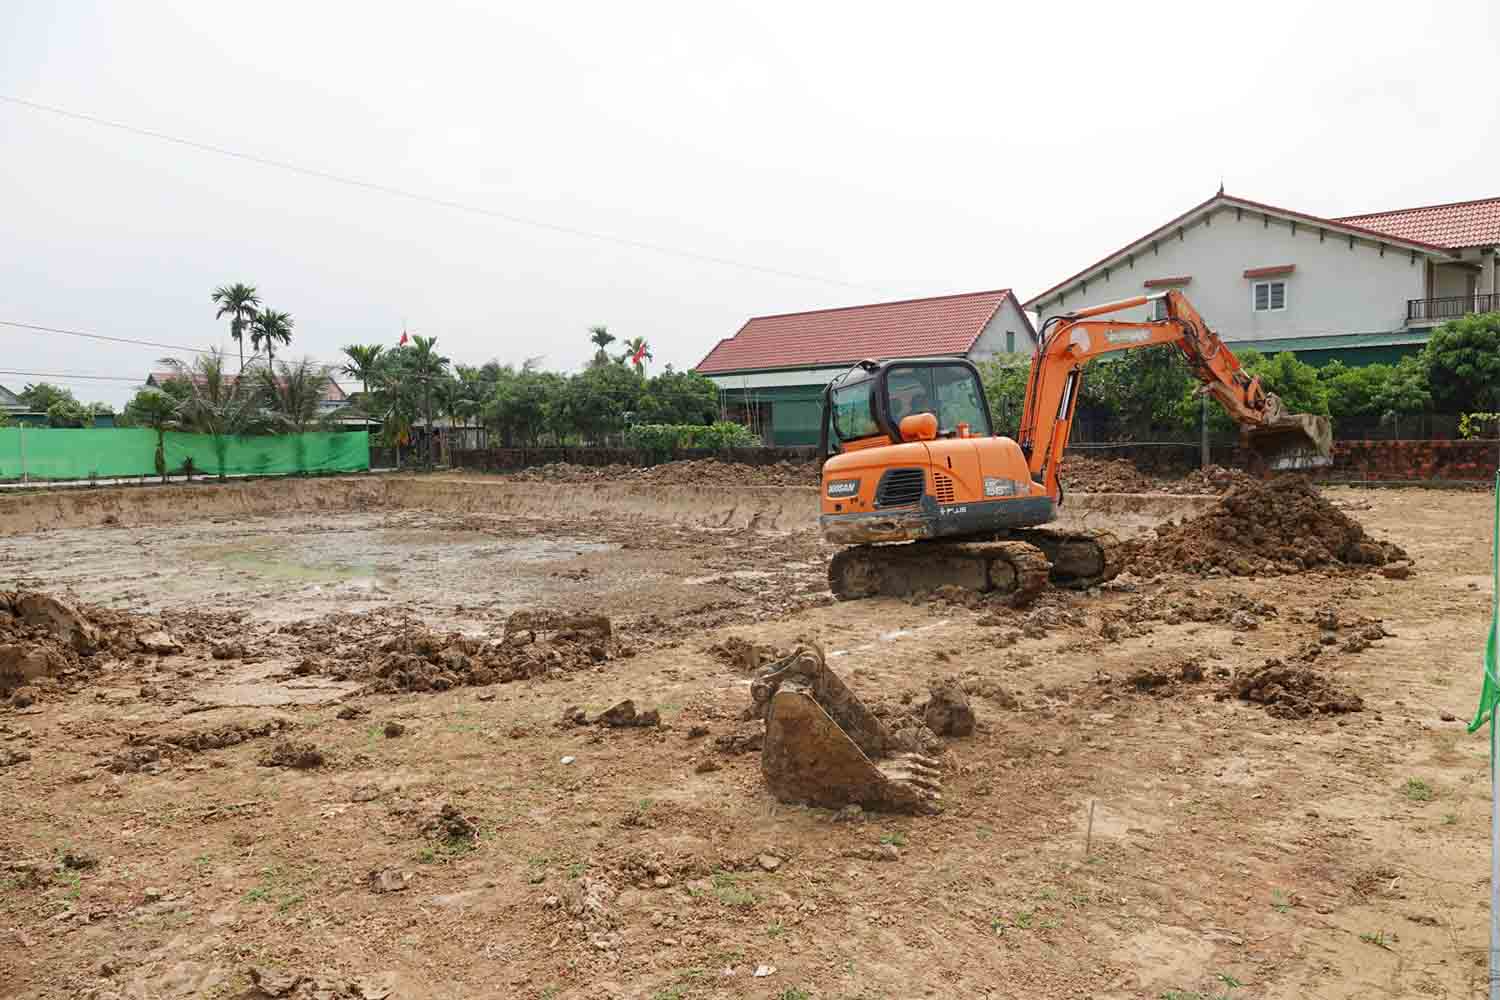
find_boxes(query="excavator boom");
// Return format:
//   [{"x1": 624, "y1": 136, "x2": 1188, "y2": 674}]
[{"x1": 1018, "y1": 290, "x2": 1332, "y2": 496}]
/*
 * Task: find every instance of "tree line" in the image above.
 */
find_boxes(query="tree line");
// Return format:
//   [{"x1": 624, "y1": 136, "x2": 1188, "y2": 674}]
[
  {"x1": 980, "y1": 311, "x2": 1500, "y2": 440},
  {"x1": 337, "y1": 324, "x2": 726, "y2": 463}
]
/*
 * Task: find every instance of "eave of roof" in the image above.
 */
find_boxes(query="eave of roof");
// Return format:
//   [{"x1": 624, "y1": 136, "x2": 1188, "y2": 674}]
[{"x1": 1022, "y1": 192, "x2": 1456, "y2": 310}]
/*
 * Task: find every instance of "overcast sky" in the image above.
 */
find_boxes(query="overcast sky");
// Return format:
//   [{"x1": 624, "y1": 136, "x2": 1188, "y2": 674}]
[{"x1": 3, "y1": 1, "x2": 1498, "y2": 407}]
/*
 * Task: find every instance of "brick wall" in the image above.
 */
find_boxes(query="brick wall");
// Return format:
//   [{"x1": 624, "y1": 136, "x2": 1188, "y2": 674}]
[{"x1": 1330, "y1": 439, "x2": 1500, "y2": 481}]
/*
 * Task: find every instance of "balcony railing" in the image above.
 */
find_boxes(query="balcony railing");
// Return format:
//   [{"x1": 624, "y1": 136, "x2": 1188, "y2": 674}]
[{"x1": 1407, "y1": 293, "x2": 1499, "y2": 323}]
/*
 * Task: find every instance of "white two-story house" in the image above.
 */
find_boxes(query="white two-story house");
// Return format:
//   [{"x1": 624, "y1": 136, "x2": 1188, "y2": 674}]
[{"x1": 1023, "y1": 191, "x2": 1500, "y2": 367}]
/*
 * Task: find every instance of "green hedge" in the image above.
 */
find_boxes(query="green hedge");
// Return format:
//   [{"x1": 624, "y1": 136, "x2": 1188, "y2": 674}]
[{"x1": 621, "y1": 422, "x2": 758, "y2": 459}]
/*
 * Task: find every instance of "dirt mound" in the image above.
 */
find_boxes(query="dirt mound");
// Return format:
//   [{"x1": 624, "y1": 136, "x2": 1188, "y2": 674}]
[
  {"x1": 0, "y1": 590, "x2": 183, "y2": 695},
  {"x1": 1061, "y1": 457, "x2": 1253, "y2": 495},
  {"x1": 1123, "y1": 476, "x2": 1408, "y2": 577},
  {"x1": 331, "y1": 608, "x2": 626, "y2": 694},
  {"x1": 1229, "y1": 658, "x2": 1364, "y2": 718},
  {"x1": 510, "y1": 459, "x2": 818, "y2": 487}
]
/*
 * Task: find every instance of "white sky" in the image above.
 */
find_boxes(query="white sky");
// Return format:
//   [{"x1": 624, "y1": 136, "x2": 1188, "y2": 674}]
[{"x1": 3, "y1": 0, "x2": 1498, "y2": 407}]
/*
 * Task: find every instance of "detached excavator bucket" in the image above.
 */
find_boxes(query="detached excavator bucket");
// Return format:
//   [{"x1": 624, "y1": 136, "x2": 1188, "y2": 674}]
[
  {"x1": 749, "y1": 645, "x2": 943, "y2": 815},
  {"x1": 1245, "y1": 397, "x2": 1334, "y2": 471}
]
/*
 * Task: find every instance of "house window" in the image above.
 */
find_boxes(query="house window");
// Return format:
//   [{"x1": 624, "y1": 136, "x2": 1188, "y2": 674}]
[
  {"x1": 1005, "y1": 330, "x2": 1016, "y2": 353},
  {"x1": 1253, "y1": 281, "x2": 1287, "y2": 312}
]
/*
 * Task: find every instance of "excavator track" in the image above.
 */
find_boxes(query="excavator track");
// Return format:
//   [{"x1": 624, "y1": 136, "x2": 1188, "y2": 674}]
[
  {"x1": 1010, "y1": 527, "x2": 1123, "y2": 589},
  {"x1": 828, "y1": 540, "x2": 1051, "y2": 602}
]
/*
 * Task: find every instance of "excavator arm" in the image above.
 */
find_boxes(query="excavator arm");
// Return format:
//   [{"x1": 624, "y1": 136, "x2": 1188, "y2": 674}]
[{"x1": 1017, "y1": 289, "x2": 1332, "y2": 498}]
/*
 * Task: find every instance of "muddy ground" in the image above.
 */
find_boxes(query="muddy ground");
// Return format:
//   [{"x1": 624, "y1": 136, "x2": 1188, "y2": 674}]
[{"x1": 0, "y1": 475, "x2": 1492, "y2": 1000}]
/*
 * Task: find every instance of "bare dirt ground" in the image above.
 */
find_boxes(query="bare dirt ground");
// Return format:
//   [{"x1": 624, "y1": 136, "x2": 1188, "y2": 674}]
[{"x1": 0, "y1": 474, "x2": 1492, "y2": 1000}]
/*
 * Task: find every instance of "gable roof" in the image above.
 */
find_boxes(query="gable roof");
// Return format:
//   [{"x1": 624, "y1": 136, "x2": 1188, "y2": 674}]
[
  {"x1": 1022, "y1": 191, "x2": 1455, "y2": 311},
  {"x1": 0, "y1": 385, "x2": 23, "y2": 410},
  {"x1": 1337, "y1": 195, "x2": 1500, "y2": 250},
  {"x1": 695, "y1": 289, "x2": 1029, "y2": 375}
]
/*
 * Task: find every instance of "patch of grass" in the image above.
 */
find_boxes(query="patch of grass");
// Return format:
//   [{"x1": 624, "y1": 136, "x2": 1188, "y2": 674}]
[
  {"x1": 766, "y1": 921, "x2": 785, "y2": 938},
  {"x1": 710, "y1": 871, "x2": 757, "y2": 908},
  {"x1": 276, "y1": 892, "x2": 305, "y2": 912},
  {"x1": 1403, "y1": 778, "x2": 1434, "y2": 802},
  {"x1": 976, "y1": 826, "x2": 994, "y2": 840},
  {"x1": 1270, "y1": 889, "x2": 1293, "y2": 914},
  {"x1": 650, "y1": 988, "x2": 686, "y2": 1000},
  {"x1": 567, "y1": 862, "x2": 586, "y2": 879},
  {"x1": 879, "y1": 831, "x2": 907, "y2": 847},
  {"x1": 243, "y1": 886, "x2": 272, "y2": 904},
  {"x1": 1360, "y1": 930, "x2": 1393, "y2": 950},
  {"x1": 1442, "y1": 812, "x2": 1458, "y2": 825},
  {"x1": 416, "y1": 847, "x2": 437, "y2": 865},
  {"x1": 1215, "y1": 973, "x2": 1244, "y2": 989},
  {"x1": 1014, "y1": 910, "x2": 1034, "y2": 929},
  {"x1": 776, "y1": 990, "x2": 811, "y2": 1000}
]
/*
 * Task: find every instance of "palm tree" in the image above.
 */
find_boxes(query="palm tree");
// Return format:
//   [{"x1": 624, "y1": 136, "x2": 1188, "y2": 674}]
[
  {"x1": 250, "y1": 309, "x2": 294, "y2": 365},
  {"x1": 620, "y1": 336, "x2": 653, "y2": 374},
  {"x1": 129, "y1": 389, "x2": 181, "y2": 483},
  {"x1": 211, "y1": 283, "x2": 261, "y2": 373},
  {"x1": 340, "y1": 344, "x2": 385, "y2": 398},
  {"x1": 256, "y1": 359, "x2": 329, "y2": 473},
  {"x1": 407, "y1": 334, "x2": 450, "y2": 465},
  {"x1": 589, "y1": 325, "x2": 615, "y2": 367},
  {"x1": 159, "y1": 349, "x2": 268, "y2": 480}
]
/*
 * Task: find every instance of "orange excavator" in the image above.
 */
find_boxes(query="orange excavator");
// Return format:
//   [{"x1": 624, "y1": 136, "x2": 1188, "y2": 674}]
[{"x1": 817, "y1": 290, "x2": 1333, "y2": 600}]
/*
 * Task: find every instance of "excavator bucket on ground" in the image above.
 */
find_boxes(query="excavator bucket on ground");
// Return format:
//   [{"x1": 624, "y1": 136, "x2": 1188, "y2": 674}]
[
  {"x1": 749, "y1": 645, "x2": 942, "y2": 815},
  {"x1": 1243, "y1": 396, "x2": 1334, "y2": 472}
]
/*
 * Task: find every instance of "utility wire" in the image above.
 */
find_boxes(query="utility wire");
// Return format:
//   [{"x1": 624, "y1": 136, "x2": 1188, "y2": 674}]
[
  {"x1": 0, "y1": 320, "x2": 217, "y2": 355},
  {"x1": 1, "y1": 94, "x2": 875, "y2": 291}
]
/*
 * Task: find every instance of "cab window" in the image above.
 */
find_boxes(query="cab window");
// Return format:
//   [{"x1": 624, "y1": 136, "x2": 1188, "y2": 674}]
[
  {"x1": 887, "y1": 364, "x2": 991, "y2": 436},
  {"x1": 831, "y1": 377, "x2": 879, "y2": 440}
]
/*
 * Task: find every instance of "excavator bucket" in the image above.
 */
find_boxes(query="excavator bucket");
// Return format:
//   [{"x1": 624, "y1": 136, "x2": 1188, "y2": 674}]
[
  {"x1": 749, "y1": 645, "x2": 942, "y2": 815},
  {"x1": 1244, "y1": 397, "x2": 1334, "y2": 472}
]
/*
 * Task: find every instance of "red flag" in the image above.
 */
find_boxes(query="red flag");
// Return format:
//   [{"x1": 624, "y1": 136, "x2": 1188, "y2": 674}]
[
  {"x1": 399, "y1": 329, "x2": 409, "y2": 346},
  {"x1": 630, "y1": 341, "x2": 648, "y2": 366}
]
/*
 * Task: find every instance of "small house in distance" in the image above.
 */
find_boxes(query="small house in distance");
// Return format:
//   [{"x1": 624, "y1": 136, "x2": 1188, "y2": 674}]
[{"x1": 695, "y1": 289, "x2": 1035, "y2": 445}]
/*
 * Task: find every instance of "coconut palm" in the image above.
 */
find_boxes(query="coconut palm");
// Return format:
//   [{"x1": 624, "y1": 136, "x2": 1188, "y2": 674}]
[
  {"x1": 250, "y1": 309, "x2": 294, "y2": 365},
  {"x1": 588, "y1": 325, "x2": 615, "y2": 367},
  {"x1": 158, "y1": 349, "x2": 268, "y2": 480},
  {"x1": 339, "y1": 344, "x2": 386, "y2": 399},
  {"x1": 407, "y1": 334, "x2": 450, "y2": 464},
  {"x1": 211, "y1": 283, "x2": 261, "y2": 372},
  {"x1": 619, "y1": 336, "x2": 653, "y2": 374},
  {"x1": 256, "y1": 358, "x2": 329, "y2": 435}
]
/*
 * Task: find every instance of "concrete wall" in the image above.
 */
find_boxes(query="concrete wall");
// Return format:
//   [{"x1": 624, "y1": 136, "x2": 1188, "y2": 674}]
[
  {"x1": 1035, "y1": 206, "x2": 1430, "y2": 342},
  {"x1": 1432, "y1": 262, "x2": 1474, "y2": 298},
  {"x1": 969, "y1": 297, "x2": 1036, "y2": 361}
]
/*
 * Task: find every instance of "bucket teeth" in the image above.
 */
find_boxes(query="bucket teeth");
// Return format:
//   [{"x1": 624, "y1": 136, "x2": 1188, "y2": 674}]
[{"x1": 753, "y1": 646, "x2": 943, "y2": 815}]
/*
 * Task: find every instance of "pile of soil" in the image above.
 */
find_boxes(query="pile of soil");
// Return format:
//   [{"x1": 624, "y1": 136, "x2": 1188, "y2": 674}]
[
  {"x1": 1061, "y1": 457, "x2": 1255, "y2": 495},
  {"x1": 1123, "y1": 476, "x2": 1408, "y2": 577},
  {"x1": 334, "y1": 609, "x2": 625, "y2": 693},
  {"x1": 0, "y1": 590, "x2": 179, "y2": 696},
  {"x1": 510, "y1": 459, "x2": 817, "y2": 487},
  {"x1": 1230, "y1": 659, "x2": 1364, "y2": 718}
]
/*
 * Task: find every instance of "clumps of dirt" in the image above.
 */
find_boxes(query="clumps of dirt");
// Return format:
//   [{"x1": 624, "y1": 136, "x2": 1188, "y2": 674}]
[
  {"x1": 257, "y1": 740, "x2": 327, "y2": 769},
  {"x1": 1228, "y1": 658, "x2": 1364, "y2": 718},
  {"x1": 349, "y1": 609, "x2": 623, "y2": 694},
  {"x1": 706, "y1": 635, "x2": 781, "y2": 672},
  {"x1": 1124, "y1": 476, "x2": 1409, "y2": 577},
  {"x1": 0, "y1": 590, "x2": 192, "y2": 695},
  {"x1": 422, "y1": 802, "x2": 479, "y2": 843},
  {"x1": 592, "y1": 699, "x2": 661, "y2": 728},
  {"x1": 1121, "y1": 658, "x2": 1210, "y2": 695},
  {"x1": 245, "y1": 966, "x2": 396, "y2": 999},
  {"x1": 1098, "y1": 587, "x2": 1277, "y2": 640},
  {"x1": 923, "y1": 677, "x2": 976, "y2": 737},
  {"x1": 510, "y1": 458, "x2": 818, "y2": 487},
  {"x1": 128, "y1": 716, "x2": 295, "y2": 754},
  {"x1": 1061, "y1": 457, "x2": 1254, "y2": 495}
]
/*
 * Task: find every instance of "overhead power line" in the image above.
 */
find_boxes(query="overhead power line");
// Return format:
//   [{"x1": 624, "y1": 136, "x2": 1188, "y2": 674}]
[
  {"x1": 0, "y1": 320, "x2": 216, "y2": 355},
  {"x1": 1, "y1": 93, "x2": 875, "y2": 291}
]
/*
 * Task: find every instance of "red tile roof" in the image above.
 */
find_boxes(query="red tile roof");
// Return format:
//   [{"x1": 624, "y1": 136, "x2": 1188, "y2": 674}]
[
  {"x1": 1337, "y1": 196, "x2": 1500, "y2": 250},
  {"x1": 695, "y1": 289, "x2": 1026, "y2": 375}
]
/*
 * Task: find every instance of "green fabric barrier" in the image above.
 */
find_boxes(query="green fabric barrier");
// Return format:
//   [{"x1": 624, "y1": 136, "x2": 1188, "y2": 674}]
[{"x1": 0, "y1": 428, "x2": 369, "y2": 481}]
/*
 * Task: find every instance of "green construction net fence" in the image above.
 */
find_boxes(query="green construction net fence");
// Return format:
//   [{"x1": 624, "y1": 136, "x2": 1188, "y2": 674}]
[{"x1": 0, "y1": 428, "x2": 370, "y2": 482}]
